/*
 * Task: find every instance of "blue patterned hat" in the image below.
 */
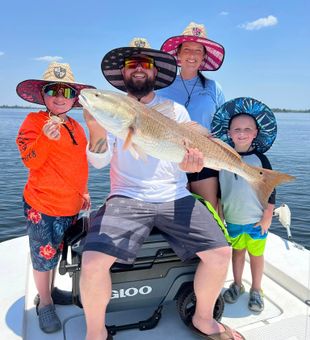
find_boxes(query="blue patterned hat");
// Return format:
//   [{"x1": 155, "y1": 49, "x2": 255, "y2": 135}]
[{"x1": 211, "y1": 97, "x2": 277, "y2": 153}]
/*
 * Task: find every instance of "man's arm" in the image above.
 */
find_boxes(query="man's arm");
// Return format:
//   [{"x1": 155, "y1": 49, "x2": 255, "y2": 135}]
[
  {"x1": 16, "y1": 114, "x2": 51, "y2": 169},
  {"x1": 83, "y1": 110, "x2": 112, "y2": 169},
  {"x1": 83, "y1": 110, "x2": 108, "y2": 153},
  {"x1": 89, "y1": 137, "x2": 108, "y2": 153}
]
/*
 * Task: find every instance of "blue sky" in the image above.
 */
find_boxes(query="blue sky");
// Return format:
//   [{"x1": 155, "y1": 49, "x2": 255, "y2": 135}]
[{"x1": 0, "y1": 0, "x2": 309, "y2": 109}]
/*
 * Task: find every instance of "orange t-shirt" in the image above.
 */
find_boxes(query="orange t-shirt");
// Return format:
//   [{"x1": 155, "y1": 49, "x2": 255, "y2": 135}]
[{"x1": 16, "y1": 111, "x2": 88, "y2": 216}]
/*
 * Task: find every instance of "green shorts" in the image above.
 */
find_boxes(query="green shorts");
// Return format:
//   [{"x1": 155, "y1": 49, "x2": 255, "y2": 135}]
[{"x1": 226, "y1": 222, "x2": 267, "y2": 256}]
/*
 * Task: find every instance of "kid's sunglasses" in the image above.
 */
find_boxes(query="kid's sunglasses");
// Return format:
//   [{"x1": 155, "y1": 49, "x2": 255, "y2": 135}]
[{"x1": 42, "y1": 83, "x2": 77, "y2": 99}]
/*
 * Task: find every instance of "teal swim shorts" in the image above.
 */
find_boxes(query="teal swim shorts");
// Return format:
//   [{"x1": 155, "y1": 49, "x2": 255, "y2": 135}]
[{"x1": 226, "y1": 222, "x2": 267, "y2": 256}]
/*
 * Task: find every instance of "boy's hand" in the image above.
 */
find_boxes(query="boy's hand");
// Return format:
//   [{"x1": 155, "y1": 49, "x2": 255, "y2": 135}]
[
  {"x1": 43, "y1": 120, "x2": 61, "y2": 140},
  {"x1": 254, "y1": 217, "x2": 272, "y2": 235},
  {"x1": 81, "y1": 193, "x2": 91, "y2": 211},
  {"x1": 254, "y1": 203, "x2": 274, "y2": 235}
]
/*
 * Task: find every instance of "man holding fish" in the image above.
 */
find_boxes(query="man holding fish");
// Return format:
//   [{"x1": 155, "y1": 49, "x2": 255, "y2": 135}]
[{"x1": 79, "y1": 38, "x2": 246, "y2": 340}]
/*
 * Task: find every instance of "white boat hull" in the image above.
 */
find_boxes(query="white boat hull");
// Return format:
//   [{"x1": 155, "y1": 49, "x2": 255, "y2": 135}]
[{"x1": 1, "y1": 232, "x2": 309, "y2": 339}]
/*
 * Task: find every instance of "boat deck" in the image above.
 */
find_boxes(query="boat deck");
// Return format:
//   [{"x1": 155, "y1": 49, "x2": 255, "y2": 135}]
[{"x1": 1, "y1": 235, "x2": 310, "y2": 340}]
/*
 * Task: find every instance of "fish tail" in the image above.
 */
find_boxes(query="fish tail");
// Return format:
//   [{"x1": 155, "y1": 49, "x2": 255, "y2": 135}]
[{"x1": 250, "y1": 167, "x2": 295, "y2": 208}]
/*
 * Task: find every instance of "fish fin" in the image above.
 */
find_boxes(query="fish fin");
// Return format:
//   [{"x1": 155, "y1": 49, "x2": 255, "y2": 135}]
[
  {"x1": 127, "y1": 145, "x2": 139, "y2": 159},
  {"x1": 180, "y1": 121, "x2": 211, "y2": 138},
  {"x1": 123, "y1": 126, "x2": 148, "y2": 161},
  {"x1": 152, "y1": 100, "x2": 176, "y2": 120},
  {"x1": 123, "y1": 127, "x2": 134, "y2": 150},
  {"x1": 249, "y1": 166, "x2": 295, "y2": 208},
  {"x1": 128, "y1": 144, "x2": 148, "y2": 161}
]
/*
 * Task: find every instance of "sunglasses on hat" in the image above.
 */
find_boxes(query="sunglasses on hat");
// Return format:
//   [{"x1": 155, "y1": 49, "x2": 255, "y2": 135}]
[
  {"x1": 124, "y1": 56, "x2": 154, "y2": 70},
  {"x1": 42, "y1": 83, "x2": 77, "y2": 99}
]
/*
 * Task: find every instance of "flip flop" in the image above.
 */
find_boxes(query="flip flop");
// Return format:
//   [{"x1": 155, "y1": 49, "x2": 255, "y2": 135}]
[{"x1": 187, "y1": 319, "x2": 245, "y2": 340}]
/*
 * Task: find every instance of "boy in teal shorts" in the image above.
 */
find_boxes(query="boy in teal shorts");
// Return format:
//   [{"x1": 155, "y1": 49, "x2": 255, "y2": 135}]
[{"x1": 211, "y1": 97, "x2": 277, "y2": 313}]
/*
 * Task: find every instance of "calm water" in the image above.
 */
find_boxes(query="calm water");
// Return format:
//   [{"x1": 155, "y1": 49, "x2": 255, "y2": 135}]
[{"x1": 0, "y1": 109, "x2": 309, "y2": 249}]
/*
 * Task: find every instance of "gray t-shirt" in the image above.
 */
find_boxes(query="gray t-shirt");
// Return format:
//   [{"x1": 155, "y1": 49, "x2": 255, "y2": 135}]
[{"x1": 219, "y1": 150, "x2": 275, "y2": 225}]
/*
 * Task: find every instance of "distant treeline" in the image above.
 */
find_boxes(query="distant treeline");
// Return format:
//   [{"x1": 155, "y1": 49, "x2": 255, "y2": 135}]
[
  {"x1": 0, "y1": 105, "x2": 44, "y2": 109},
  {"x1": 272, "y1": 108, "x2": 310, "y2": 113},
  {"x1": 0, "y1": 105, "x2": 309, "y2": 113},
  {"x1": 0, "y1": 105, "x2": 82, "y2": 110}
]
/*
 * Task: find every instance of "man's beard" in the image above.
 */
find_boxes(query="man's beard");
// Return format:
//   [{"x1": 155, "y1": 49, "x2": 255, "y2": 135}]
[{"x1": 124, "y1": 77, "x2": 156, "y2": 98}]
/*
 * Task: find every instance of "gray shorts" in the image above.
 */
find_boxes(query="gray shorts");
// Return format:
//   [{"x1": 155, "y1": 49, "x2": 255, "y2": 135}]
[{"x1": 83, "y1": 195, "x2": 228, "y2": 263}]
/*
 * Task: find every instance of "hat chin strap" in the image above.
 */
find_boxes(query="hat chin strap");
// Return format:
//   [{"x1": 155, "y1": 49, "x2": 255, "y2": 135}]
[{"x1": 47, "y1": 109, "x2": 69, "y2": 117}]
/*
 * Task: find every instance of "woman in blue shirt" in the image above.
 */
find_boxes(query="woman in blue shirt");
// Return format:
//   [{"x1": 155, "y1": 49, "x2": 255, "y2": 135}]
[{"x1": 159, "y1": 22, "x2": 226, "y2": 210}]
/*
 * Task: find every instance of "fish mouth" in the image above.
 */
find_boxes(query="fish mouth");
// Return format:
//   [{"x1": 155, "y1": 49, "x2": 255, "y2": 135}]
[{"x1": 78, "y1": 93, "x2": 90, "y2": 110}]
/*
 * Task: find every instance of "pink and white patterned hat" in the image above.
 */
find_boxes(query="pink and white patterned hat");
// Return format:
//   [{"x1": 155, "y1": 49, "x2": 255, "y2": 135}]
[{"x1": 161, "y1": 22, "x2": 225, "y2": 71}]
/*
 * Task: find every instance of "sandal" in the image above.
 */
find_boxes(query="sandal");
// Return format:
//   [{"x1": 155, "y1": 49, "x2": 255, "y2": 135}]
[
  {"x1": 36, "y1": 303, "x2": 61, "y2": 333},
  {"x1": 223, "y1": 282, "x2": 245, "y2": 304},
  {"x1": 248, "y1": 289, "x2": 264, "y2": 313},
  {"x1": 187, "y1": 318, "x2": 245, "y2": 339}
]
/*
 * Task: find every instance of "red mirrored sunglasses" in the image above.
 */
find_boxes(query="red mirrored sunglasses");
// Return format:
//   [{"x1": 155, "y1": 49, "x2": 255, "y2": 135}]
[{"x1": 124, "y1": 56, "x2": 154, "y2": 70}]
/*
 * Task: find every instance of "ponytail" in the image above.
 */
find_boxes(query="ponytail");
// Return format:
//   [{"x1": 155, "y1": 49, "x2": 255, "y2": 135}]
[{"x1": 198, "y1": 71, "x2": 207, "y2": 89}]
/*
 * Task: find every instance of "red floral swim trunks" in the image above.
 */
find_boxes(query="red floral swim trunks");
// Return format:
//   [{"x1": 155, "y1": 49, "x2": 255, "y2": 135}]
[{"x1": 23, "y1": 200, "x2": 77, "y2": 271}]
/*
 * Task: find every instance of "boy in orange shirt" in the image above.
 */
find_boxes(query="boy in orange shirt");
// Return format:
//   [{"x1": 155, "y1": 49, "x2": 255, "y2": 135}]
[{"x1": 16, "y1": 62, "x2": 95, "y2": 333}]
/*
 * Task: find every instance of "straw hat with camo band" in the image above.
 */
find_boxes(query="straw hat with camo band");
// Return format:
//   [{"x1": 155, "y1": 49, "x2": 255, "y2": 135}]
[
  {"x1": 211, "y1": 97, "x2": 277, "y2": 154},
  {"x1": 101, "y1": 37, "x2": 177, "y2": 92},
  {"x1": 16, "y1": 62, "x2": 96, "y2": 107},
  {"x1": 161, "y1": 22, "x2": 225, "y2": 71}
]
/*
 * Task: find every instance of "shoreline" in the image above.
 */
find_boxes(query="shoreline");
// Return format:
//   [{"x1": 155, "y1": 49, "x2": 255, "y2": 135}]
[{"x1": 1, "y1": 106, "x2": 309, "y2": 113}]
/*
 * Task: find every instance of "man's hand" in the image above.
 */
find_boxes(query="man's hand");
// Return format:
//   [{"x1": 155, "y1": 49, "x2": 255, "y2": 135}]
[{"x1": 179, "y1": 148, "x2": 204, "y2": 173}]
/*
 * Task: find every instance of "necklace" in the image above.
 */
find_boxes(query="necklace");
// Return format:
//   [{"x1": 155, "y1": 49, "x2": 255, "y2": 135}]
[
  {"x1": 63, "y1": 117, "x2": 78, "y2": 145},
  {"x1": 48, "y1": 112, "x2": 65, "y2": 124},
  {"x1": 180, "y1": 75, "x2": 200, "y2": 108}
]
